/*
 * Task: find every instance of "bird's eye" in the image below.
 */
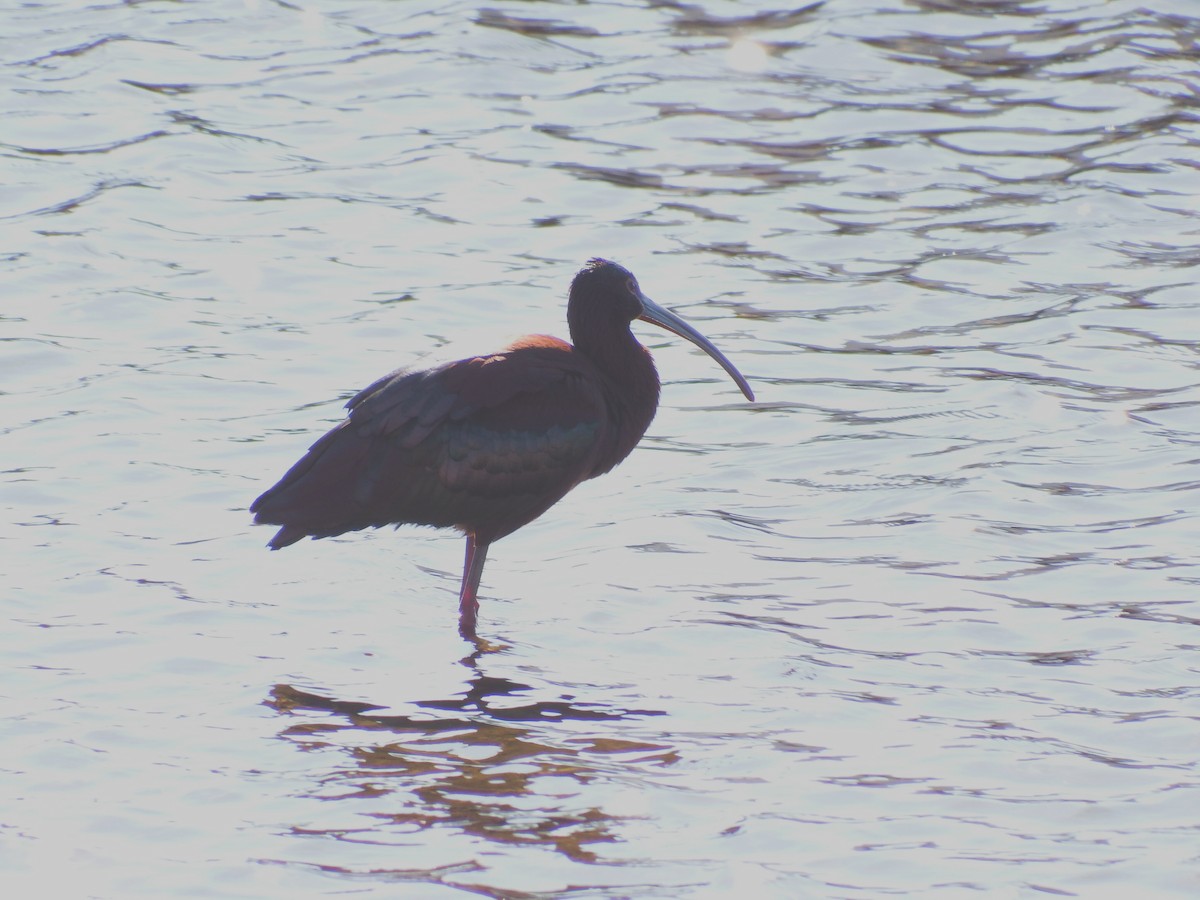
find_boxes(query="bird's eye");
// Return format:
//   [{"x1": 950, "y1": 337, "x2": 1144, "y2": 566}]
[{"x1": 626, "y1": 277, "x2": 639, "y2": 295}]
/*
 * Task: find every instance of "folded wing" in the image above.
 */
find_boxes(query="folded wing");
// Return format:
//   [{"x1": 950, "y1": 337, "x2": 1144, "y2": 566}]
[{"x1": 251, "y1": 339, "x2": 611, "y2": 549}]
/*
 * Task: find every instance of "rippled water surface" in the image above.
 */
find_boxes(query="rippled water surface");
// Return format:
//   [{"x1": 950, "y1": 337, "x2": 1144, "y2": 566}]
[{"x1": 3, "y1": 0, "x2": 1199, "y2": 896}]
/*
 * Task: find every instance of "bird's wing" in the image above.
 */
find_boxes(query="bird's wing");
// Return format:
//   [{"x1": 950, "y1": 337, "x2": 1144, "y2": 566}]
[{"x1": 251, "y1": 342, "x2": 612, "y2": 546}]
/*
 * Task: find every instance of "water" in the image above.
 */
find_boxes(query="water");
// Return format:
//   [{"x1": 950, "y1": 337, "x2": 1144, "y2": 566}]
[{"x1": 3, "y1": 0, "x2": 1198, "y2": 896}]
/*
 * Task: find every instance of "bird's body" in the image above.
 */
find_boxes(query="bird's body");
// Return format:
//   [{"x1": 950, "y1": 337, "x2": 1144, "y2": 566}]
[
  {"x1": 255, "y1": 334, "x2": 653, "y2": 551},
  {"x1": 251, "y1": 259, "x2": 753, "y2": 638}
]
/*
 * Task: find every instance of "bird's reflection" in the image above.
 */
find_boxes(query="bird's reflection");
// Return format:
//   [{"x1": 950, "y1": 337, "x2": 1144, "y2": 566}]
[{"x1": 265, "y1": 653, "x2": 667, "y2": 871}]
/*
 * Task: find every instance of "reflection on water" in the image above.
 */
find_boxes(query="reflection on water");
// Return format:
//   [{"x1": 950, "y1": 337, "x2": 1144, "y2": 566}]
[
  {"x1": 3, "y1": 0, "x2": 1199, "y2": 897},
  {"x1": 267, "y1": 661, "x2": 666, "y2": 866}
]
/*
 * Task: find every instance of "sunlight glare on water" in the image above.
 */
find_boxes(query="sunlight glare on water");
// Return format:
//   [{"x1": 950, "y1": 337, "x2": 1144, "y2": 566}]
[
  {"x1": 2, "y1": 0, "x2": 1199, "y2": 897},
  {"x1": 726, "y1": 37, "x2": 772, "y2": 74}
]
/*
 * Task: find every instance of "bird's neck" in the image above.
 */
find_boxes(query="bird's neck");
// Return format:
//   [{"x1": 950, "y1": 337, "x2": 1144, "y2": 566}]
[{"x1": 580, "y1": 327, "x2": 660, "y2": 475}]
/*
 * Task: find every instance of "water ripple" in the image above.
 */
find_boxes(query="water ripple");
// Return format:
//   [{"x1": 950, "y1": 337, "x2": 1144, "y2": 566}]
[{"x1": 3, "y1": 0, "x2": 1198, "y2": 897}]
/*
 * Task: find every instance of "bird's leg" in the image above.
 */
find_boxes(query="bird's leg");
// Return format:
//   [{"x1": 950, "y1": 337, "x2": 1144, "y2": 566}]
[{"x1": 458, "y1": 534, "x2": 489, "y2": 639}]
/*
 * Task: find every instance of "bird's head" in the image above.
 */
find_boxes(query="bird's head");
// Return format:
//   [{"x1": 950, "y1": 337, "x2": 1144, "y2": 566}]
[
  {"x1": 570, "y1": 258, "x2": 645, "y2": 324},
  {"x1": 567, "y1": 258, "x2": 755, "y2": 402}
]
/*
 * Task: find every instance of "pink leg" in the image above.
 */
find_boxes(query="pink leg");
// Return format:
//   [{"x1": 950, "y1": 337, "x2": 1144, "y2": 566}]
[{"x1": 458, "y1": 534, "x2": 489, "y2": 639}]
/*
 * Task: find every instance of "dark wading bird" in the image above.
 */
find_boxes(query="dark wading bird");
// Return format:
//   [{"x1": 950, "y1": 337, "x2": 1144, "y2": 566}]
[{"x1": 251, "y1": 259, "x2": 754, "y2": 639}]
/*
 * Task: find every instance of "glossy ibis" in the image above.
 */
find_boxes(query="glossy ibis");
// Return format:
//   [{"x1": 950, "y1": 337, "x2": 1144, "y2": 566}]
[{"x1": 251, "y1": 258, "x2": 754, "y2": 638}]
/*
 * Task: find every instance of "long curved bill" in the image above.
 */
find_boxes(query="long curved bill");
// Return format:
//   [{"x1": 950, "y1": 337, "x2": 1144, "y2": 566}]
[{"x1": 638, "y1": 294, "x2": 755, "y2": 402}]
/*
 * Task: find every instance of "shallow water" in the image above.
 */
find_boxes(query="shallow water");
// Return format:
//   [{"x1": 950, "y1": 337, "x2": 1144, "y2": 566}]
[{"x1": 3, "y1": 0, "x2": 1198, "y2": 897}]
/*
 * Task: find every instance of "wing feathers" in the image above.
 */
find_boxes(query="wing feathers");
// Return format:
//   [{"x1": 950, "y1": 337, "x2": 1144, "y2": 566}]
[{"x1": 252, "y1": 344, "x2": 611, "y2": 545}]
